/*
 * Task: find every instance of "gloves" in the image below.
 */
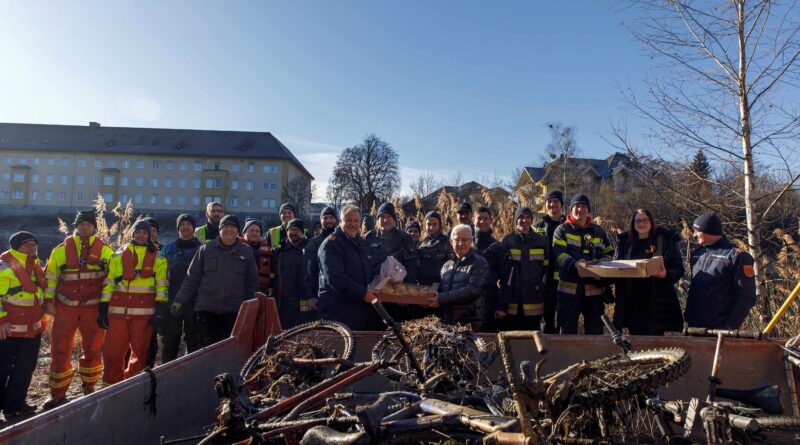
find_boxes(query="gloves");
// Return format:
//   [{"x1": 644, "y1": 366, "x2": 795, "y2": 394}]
[
  {"x1": 149, "y1": 303, "x2": 166, "y2": 326},
  {"x1": 170, "y1": 302, "x2": 183, "y2": 318},
  {"x1": 97, "y1": 302, "x2": 109, "y2": 330}
]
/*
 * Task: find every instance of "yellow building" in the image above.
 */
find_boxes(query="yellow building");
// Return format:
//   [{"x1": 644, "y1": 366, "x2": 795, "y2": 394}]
[{"x1": 0, "y1": 122, "x2": 313, "y2": 216}]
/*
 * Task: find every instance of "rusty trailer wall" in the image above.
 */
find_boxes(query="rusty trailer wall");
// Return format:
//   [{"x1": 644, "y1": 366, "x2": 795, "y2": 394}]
[{"x1": 0, "y1": 298, "x2": 796, "y2": 444}]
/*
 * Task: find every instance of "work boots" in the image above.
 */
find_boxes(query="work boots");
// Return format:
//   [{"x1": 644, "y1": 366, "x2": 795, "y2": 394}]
[
  {"x1": 82, "y1": 383, "x2": 96, "y2": 396},
  {"x1": 42, "y1": 396, "x2": 68, "y2": 411}
]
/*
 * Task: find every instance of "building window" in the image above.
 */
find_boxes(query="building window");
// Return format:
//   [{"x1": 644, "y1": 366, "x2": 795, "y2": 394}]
[
  {"x1": 33, "y1": 157, "x2": 40, "y2": 165},
  {"x1": 62, "y1": 158, "x2": 70, "y2": 167},
  {"x1": 31, "y1": 173, "x2": 39, "y2": 184},
  {"x1": 205, "y1": 179, "x2": 213, "y2": 188},
  {"x1": 247, "y1": 162, "x2": 255, "y2": 173},
  {"x1": 150, "y1": 194, "x2": 157, "y2": 204},
  {"x1": 232, "y1": 163, "x2": 240, "y2": 172},
  {"x1": 94, "y1": 159, "x2": 101, "y2": 168},
  {"x1": 13, "y1": 172, "x2": 25, "y2": 183},
  {"x1": 164, "y1": 195, "x2": 172, "y2": 205},
  {"x1": 44, "y1": 191, "x2": 53, "y2": 201},
  {"x1": 107, "y1": 160, "x2": 116, "y2": 168},
  {"x1": 121, "y1": 176, "x2": 128, "y2": 186},
  {"x1": 152, "y1": 160, "x2": 159, "y2": 169},
  {"x1": 245, "y1": 198, "x2": 252, "y2": 208},
  {"x1": 246, "y1": 180, "x2": 253, "y2": 191},
  {"x1": 193, "y1": 179, "x2": 200, "y2": 189},
  {"x1": 4, "y1": 156, "x2": 11, "y2": 164},
  {"x1": 213, "y1": 162, "x2": 222, "y2": 171},
  {"x1": 230, "y1": 197, "x2": 238, "y2": 207},
  {"x1": 12, "y1": 189, "x2": 23, "y2": 200},
  {"x1": 231, "y1": 179, "x2": 239, "y2": 190},
  {"x1": 192, "y1": 196, "x2": 200, "y2": 206},
  {"x1": 1, "y1": 190, "x2": 10, "y2": 200},
  {"x1": 121, "y1": 194, "x2": 128, "y2": 203},
  {"x1": 137, "y1": 160, "x2": 144, "y2": 169},
  {"x1": 164, "y1": 178, "x2": 172, "y2": 188},
  {"x1": 151, "y1": 178, "x2": 158, "y2": 187},
  {"x1": 194, "y1": 161, "x2": 202, "y2": 171},
  {"x1": 165, "y1": 161, "x2": 174, "y2": 170},
  {"x1": 135, "y1": 192, "x2": 143, "y2": 204},
  {"x1": 75, "y1": 191, "x2": 84, "y2": 201},
  {"x1": 93, "y1": 176, "x2": 101, "y2": 186},
  {"x1": 2, "y1": 173, "x2": 9, "y2": 183},
  {"x1": 103, "y1": 193, "x2": 113, "y2": 202},
  {"x1": 19, "y1": 156, "x2": 27, "y2": 165},
  {"x1": 262, "y1": 181, "x2": 277, "y2": 191},
  {"x1": 58, "y1": 191, "x2": 66, "y2": 201},
  {"x1": 261, "y1": 199, "x2": 277, "y2": 208},
  {"x1": 30, "y1": 191, "x2": 39, "y2": 200},
  {"x1": 47, "y1": 157, "x2": 55, "y2": 166},
  {"x1": 178, "y1": 179, "x2": 187, "y2": 189},
  {"x1": 135, "y1": 176, "x2": 144, "y2": 187},
  {"x1": 179, "y1": 161, "x2": 188, "y2": 171},
  {"x1": 46, "y1": 174, "x2": 54, "y2": 184},
  {"x1": 76, "y1": 175, "x2": 85, "y2": 185},
  {"x1": 204, "y1": 195, "x2": 213, "y2": 204},
  {"x1": 103, "y1": 175, "x2": 115, "y2": 186},
  {"x1": 60, "y1": 175, "x2": 68, "y2": 185},
  {"x1": 78, "y1": 159, "x2": 86, "y2": 168},
  {"x1": 122, "y1": 160, "x2": 130, "y2": 169},
  {"x1": 178, "y1": 196, "x2": 186, "y2": 205},
  {"x1": 263, "y1": 164, "x2": 279, "y2": 174}
]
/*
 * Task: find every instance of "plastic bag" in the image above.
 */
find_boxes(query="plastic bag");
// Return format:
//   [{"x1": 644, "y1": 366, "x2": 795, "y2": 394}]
[{"x1": 368, "y1": 256, "x2": 407, "y2": 290}]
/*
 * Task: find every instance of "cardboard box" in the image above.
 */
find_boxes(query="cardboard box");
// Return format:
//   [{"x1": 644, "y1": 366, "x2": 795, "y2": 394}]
[
  {"x1": 577, "y1": 256, "x2": 665, "y2": 279},
  {"x1": 376, "y1": 282, "x2": 436, "y2": 305}
]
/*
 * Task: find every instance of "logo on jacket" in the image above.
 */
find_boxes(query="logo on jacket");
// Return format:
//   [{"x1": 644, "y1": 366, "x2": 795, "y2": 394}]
[{"x1": 743, "y1": 265, "x2": 754, "y2": 278}]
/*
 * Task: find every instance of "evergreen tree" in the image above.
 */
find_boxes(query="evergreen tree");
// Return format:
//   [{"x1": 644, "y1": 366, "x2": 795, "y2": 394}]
[{"x1": 689, "y1": 149, "x2": 711, "y2": 180}]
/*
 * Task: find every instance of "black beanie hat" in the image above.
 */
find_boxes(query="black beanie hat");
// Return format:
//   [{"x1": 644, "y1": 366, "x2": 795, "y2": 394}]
[
  {"x1": 312, "y1": 221, "x2": 322, "y2": 230},
  {"x1": 457, "y1": 202, "x2": 473, "y2": 214},
  {"x1": 320, "y1": 206, "x2": 337, "y2": 220},
  {"x1": 243, "y1": 218, "x2": 263, "y2": 235},
  {"x1": 693, "y1": 212, "x2": 723, "y2": 236},
  {"x1": 176, "y1": 213, "x2": 197, "y2": 230},
  {"x1": 514, "y1": 207, "x2": 534, "y2": 222},
  {"x1": 220, "y1": 214, "x2": 241, "y2": 232},
  {"x1": 545, "y1": 190, "x2": 564, "y2": 206},
  {"x1": 406, "y1": 221, "x2": 421, "y2": 231},
  {"x1": 131, "y1": 219, "x2": 151, "y2": 235},
  {"x1": 74, "y1": 210, "x2": 97, "y2": 228},
  {"x1": 377, "y1": 202, "x2": 398, "y2": 222},
  {"x1": 279, "y1": 202, "x2": 295, "y2": 215},
  {"x1": 570, "y1": 193, "x2": 591, "y2": 212},
  {"x1": 143, "y1": 216, "x2": 159, "y2": 232},
  {"x1": 424, "y1": 211, "x2": 442, "y2": 226},
  {"x1": 10, "y1": 231, "x2": 38, "y2": 250},
  {"x1": 287, "y1": 218, "x2": 305, "y2": 232}
]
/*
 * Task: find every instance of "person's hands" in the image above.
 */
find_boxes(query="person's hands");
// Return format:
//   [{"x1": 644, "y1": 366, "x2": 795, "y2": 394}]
[
  {"x1": 652, "y1": 265, "x2": 667, "y2": 279},
  {"x1": 495, "y1": 310, "x2": 507, "y2": 320},
  {"x1": 44, "y1": 301, "x2": 56, "y2": 316},
  {"x1": 424, "y1": 293, "x2": 439, "y2": 308},
  {"x1": 574, "y1": 259, "x2": 586, "y2": 272},
  {"x1": 0, "y1": 322, "x2": 9, "y2": 340},
  {"x1": 363, "y1": 289, "x2": 377, "y2": 303},
  {"x1": 170, "y1": 302, "x2": 183, "y2": 318},
  {"x1": 307, "y1": 298, "x2": 319, "y2": 310},
  {"x1": 254, "y1": 292, "x2": 267, "y2": 299},
  {"x1": 97, "y1": 302, "x2": 109, "y2": 330}
]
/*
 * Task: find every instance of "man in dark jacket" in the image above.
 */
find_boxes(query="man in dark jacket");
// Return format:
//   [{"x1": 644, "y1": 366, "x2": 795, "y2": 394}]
[
  {"x1": 533, "y1": 190, "x2": 566, "y2": 334},
  {"x1": 406, "y1": 221, "x2": 421, "y2": 246},
  {"x1": 497, "y1": 207, "x2": 549, "y2": 331},
  {"x1": 268, "y1": 203, "x2": 308, "y2": 247},
  {"x1": 417, "y1": 211, "x2": 452, "y2": 286},
  {"x1": 474, "y1": 207, "x2": 507, "y2": 332},
  {"x1": 552, "y1": 194, "x2": 615, "y2": 335},
  {"x1": 365, "y1": 202, "x2": 418, "y2": 284},
  {"x1": 305, "y1": 206, "x2": 338, "y2": 309},
  {"x1": 319, "y1": 205, "x2": 383, "y2": 331},
  {"x1": 240, "y1": 218, "x2": 273, "y2": 295},
  {"x1": 172, "y1": 215, "x2": 259, "y2": 347},
  {"x1": 160, "y1": 214, "x2": 203, "y2": 362},
  {"x1": 427, "y1": 224, "x2": 488, "y2": 330},
  {"x1": 686, "y1": 213, "x2": 756, "y2": 329},
  {"x1": 273, "y1": 219, "x2": 310, "y2": 328}
]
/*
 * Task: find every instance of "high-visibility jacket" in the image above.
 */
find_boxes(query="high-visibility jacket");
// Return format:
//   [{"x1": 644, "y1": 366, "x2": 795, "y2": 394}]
[
  {"x1": 0, "y1": 249, "x2": 46, "y2": 338},
  {"x1": 102, "y1": 244, "x2": 168, "y2": 318},
  {"x1": 194, "y1": 224, "x2": 219, "y2": 243},
  {"x1": 268, "y1": 225, "x2": 309, "y2": 248},
  {"x1": 498, "y1": 230, "x2": 548, "y2": 316},
  {"x1": 240, "y1": 237, "x2": 273, "y2": 294},
  {"x1": 45, "y1": 235, "x2": 114, "y2": 307},
  {"x1": 552, "y1": 222, "x2": 615, "y2": 298}
]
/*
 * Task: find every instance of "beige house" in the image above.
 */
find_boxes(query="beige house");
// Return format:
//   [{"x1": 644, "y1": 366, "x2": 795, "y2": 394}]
[{"x1": 0, "y1": 122, "x2": 313, "y2": 216}]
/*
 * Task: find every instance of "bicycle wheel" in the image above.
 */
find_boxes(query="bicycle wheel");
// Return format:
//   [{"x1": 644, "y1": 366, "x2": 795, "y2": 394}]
[
  {"x1": 239, "y1": 320, "x2": 356, "y2": 407},
  {"x1": 371, "y1": 316, "x2": 496, "y2": 392},
  {"x1": 550, "y1": 348, "x2": 691, "y2": 408}
]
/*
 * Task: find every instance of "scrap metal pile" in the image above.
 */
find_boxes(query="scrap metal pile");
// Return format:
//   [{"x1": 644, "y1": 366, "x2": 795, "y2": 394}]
[{"x1": 182, "y1": 301, "x2": 693, "y2": 445}]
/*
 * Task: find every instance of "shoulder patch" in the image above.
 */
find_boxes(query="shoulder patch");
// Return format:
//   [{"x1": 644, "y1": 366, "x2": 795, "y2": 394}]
[
  {"x1": 328, "y1": 234, "x2": 337, "y2": 241},
  {"x1": 743, "y1": 264, "x2": 754, "y2": 278}
]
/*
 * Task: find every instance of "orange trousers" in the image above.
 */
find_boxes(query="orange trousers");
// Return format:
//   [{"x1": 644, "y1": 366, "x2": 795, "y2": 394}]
[
  {"x1": 49, "y1": 302, "x2": 105, "y2": 397},
  {"x1": 102, "y1": 316, "x2": 154, "y2": 386}
]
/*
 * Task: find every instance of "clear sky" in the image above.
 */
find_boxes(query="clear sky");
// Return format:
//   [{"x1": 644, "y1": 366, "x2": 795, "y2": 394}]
[{"x1": 0, "y1": 1, "x2": 651, "y2": 198}]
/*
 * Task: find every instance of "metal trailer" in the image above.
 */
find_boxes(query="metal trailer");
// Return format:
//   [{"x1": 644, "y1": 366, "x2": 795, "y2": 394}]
[{"x1": 0, "y1": 297, "x2": 796, "y2": 444}]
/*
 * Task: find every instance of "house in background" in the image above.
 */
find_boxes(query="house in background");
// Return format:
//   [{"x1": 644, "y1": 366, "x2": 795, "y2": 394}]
[
  {"x1": 515, "y1": 152, "x2": 633, "y2": 209},
  {"x1": 402, "y1": 180, "x2": 511, "y2": 219}
]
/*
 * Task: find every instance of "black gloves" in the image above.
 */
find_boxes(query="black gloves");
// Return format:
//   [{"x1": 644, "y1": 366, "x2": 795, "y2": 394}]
[
  {"x1": 149, "y1": 303, "x2": 167, "y2": 326},
  {"x1": 97, "y1": 302, "x2": 109, "y2": 330}
]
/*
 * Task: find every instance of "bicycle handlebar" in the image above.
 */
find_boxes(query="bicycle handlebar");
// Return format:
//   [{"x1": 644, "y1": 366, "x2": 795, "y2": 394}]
[{"x1": 683, "y1": 327, "x2": 763, "y2": 339}]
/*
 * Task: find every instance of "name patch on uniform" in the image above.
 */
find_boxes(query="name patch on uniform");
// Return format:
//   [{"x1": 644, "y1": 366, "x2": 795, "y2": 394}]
[{"x1": 743, "y1": 265, "x2": 754, "y2": 278}]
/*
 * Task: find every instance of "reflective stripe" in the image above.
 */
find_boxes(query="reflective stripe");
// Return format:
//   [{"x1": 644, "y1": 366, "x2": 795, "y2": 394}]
[
  {"x1": 49, "y1": 378, "x2": 72, "y2": 388},
  {"x1": 529, "y1": 248, "x2": 545, "y2": 261},
  {"x1": 507, "y1": 303, "x2": 544, "y2": 316},
  {"x1": 49, "y1": 368, "x2": 74, "y2": 379},
  {"x1": 583, "y1": 250, "x2": 589, "y2": 254},
  {"x1": 79, "y1": 364, "x2": 103, "y2": 374},
  {"x1": 114, "y1": 284, "x2": 156, "y2": 293},
  {"x1": 45, "y1": 273, "x2": 59, "y2": 281},
  {"x1": 509, "y1": 248, "x2": 521, "y2": 261},
  {"x1": 553, "y1": 239, "x2": 567, "y2": 247},
  {"x1": 57, "y1": 293, "x2": 100, "y2": 307},
  {"x1": 156, "y1": 280, "x2": 169, "y2": 287},
  {"x1": 565, "y1": 233, "x2": 582, "y2": 247},
  {"x1": 556, "y1": 253, "x2": 570, "y2": 265},
  {"x1": 81, "y1": 374, "x2": 101, "y2": 383},
  {"x1": 8, "y1": 321, "x2": 41, "y2": 332},
  {"x1": 101, "y1": 292, "x2": 113, "y2": 301},
  {"x1": 553, "y1": 271, "x2": 560, "y2": 281},
  {"x1": 558, "y1": 281, "x2": 578, "y2": 295},
  {"x1": 603, "y1": 245, "x2": 615, "y2": 255},
  {"x1": 60, "y1": 271, "x2": 105, "y2": 281},
  {"x1": 108, "y1": 306, "x2": 155, "y2": 316},
  {"x1": 3, "y1": 296, "x2": 37, "y2": 306},
  {"x1": 300, "y1": 300, "x2": 313, "y2": 312},
  {"x1": 591, "y1": 237, "x2": 602, "y2": 245},
  {"x1": 543, "y1": 259, "x2": 549, "y2": 266}
]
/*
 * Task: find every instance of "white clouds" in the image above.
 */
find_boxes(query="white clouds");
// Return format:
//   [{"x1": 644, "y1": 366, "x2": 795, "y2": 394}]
[{"x1": 117, "y1": 90, "x2": 163, "y2": 122}]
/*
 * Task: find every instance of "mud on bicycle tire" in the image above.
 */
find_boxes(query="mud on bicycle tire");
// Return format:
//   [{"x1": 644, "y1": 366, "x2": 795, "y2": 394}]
[
  {"x1": 755, "y1": 415, "x2": 800, "y2": 432},
  {"x1": 552, "y1": 348, "x2": 691, "y2": 408}
]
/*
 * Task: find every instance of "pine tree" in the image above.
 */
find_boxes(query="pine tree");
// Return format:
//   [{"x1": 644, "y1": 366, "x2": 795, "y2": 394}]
[{"x1": 689, "y1": 149, "x2": 711, "y2": 180}]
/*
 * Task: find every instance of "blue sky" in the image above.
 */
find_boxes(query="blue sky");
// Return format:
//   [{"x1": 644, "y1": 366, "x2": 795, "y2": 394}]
[{"x1": 0, "y1": 1, "x2": 651, "y2": 197}]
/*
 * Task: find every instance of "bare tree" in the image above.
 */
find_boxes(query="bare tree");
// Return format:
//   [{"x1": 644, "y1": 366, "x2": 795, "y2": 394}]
[
  {"x1": 543, "y1": 122, "x2": 580, "y2": 198},
  {"x1": 619, "y1": 0, "x2": 800, "y2": 321},
  {"x1": 283, "y1": 176, "x2": 313, "y2": 219},
  {"x1": 328, "y1": 134, "x2": 401, "y2": 211},
  {"x1": 409, "y1": 171, "x2": 440, "y2": 198}
]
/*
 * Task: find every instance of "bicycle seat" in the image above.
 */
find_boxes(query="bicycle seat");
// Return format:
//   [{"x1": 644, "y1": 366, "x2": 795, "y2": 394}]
[
  {"x1": 715, "y1": 384, "x2": 783, "y2": 415},
  {"x1": 300, "y1": 426, "x2": 371, "y2": 445}
]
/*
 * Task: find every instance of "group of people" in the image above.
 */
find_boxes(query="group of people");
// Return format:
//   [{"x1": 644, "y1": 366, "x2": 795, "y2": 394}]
[{"x1": 0, "y1": 191, "x2": 757, "y2": 421}]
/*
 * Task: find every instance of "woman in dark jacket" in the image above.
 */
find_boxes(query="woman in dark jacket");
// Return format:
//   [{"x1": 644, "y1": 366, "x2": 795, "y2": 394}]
[{"x1": 613, "y1": 209, "x2": 684, "y2": 335}]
